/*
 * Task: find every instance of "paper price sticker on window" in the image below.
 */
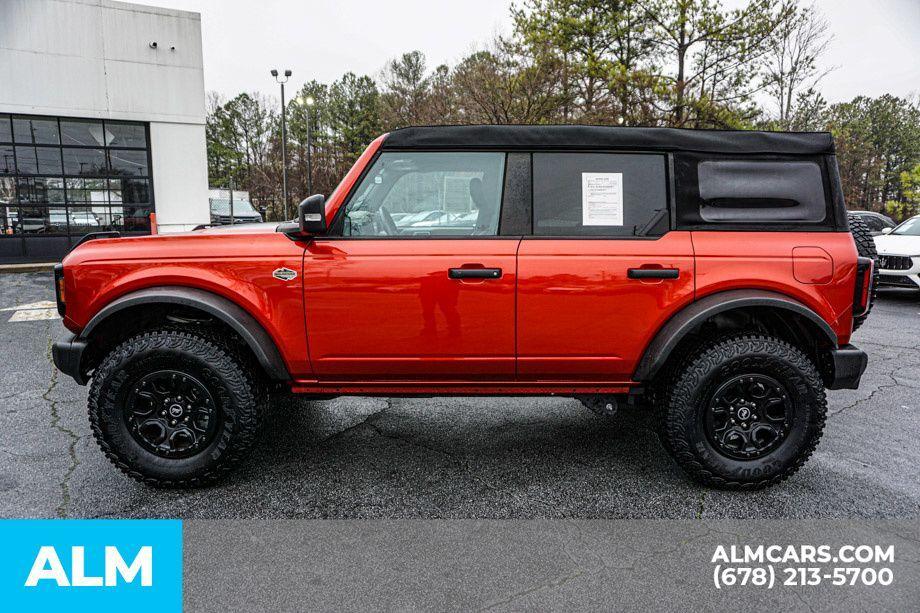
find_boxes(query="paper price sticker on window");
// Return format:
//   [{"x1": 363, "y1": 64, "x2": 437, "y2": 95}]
[{"x1": 581, "y1": 172, "x2": 624, "y2": 226}]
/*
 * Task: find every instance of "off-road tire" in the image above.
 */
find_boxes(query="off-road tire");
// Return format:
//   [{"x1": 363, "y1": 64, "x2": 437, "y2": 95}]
[
  {"x1": 847, "y1": 213, "x2": 878, "y2": 331},
  {"x1": 658, "y1": 334, "x2": 826, "y2": 489},
  {"x1": 88, "y1": 329, "x2": 264, "y2": 487}
]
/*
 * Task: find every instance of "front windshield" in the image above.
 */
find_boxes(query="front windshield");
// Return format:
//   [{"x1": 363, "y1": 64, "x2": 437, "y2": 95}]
[{"x1": 892, "y1": 217, "x2": 920, "y2": 236}]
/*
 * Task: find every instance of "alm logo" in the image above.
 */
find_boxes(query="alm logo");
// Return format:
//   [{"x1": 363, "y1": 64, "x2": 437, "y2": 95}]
[
  {"x1": 1, "y1": 520, "x2": 181, "y2": 612},
  {"x1": 25, "y1": 545, "x2": 153, "y2": 587}
]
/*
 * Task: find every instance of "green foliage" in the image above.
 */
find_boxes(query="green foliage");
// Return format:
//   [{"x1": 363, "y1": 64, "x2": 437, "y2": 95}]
[
  {"x1": 885, "y1": 164, "x2": 920, "y2": 221},
  {"x1": 204, "y1": 0, "x2": 919, "y2": 219}
]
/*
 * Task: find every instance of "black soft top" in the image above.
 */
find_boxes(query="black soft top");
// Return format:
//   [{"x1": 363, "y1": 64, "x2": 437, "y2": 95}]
[{"x1": 382, "y1": 125, "x2": 834, "y2": 155}]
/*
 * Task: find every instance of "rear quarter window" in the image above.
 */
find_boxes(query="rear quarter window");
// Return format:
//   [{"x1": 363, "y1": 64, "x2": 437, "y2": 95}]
[
  {"x1": 675, "y1": 153, "x2": 833, "y2": 228},
  {"x1": 532, "y1": 153, "x2": 668, "y2": 237}
]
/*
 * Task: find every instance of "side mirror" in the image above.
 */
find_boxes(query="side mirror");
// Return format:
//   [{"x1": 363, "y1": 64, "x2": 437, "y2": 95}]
[
  {"x1": 880, "y1": 227, "x2": 892, "y2": 234},
  {"x1": 298, "y1": 194, "x2": 327, "y2": 234},
  {"x1": 279, "y1": 194, "x2": 326, "y2": 238}
]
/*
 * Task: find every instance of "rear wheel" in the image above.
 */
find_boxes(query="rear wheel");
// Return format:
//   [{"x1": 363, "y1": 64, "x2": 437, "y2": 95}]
[
  {"x1": 658, "y1": 334, "x2": 826, "y2": 489},
  {"x1": 847, "y1": 213, "x2": 878, "y2": 331},
  {"x1": 88, "y1": 329, "x2": 264, "y2": 487}
]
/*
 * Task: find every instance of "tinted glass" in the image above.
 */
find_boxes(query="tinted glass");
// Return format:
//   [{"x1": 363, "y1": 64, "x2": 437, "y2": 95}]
[
  {"x1": 17, "y1": 206, "x2": 68, "y2": 234},
  {"x1": 13, "y1": 117, "x2": 60, "y2": 145},
  {"x1": 15, "y1": 147, "x2": 63, "y2": 175},
  {"x1": 109, "y1": 149, "x2": 148, "y2": 176},
  {"x1": 107, "y1": 123, "x2": 147, "y2": 148},
  {"x1": 0, "y1": 146, "x2": 14, "y2": 173},
  {"x1": 123, "y1": 205, "x2": 152, "y2": 232},
  {"x1": 63, "y1": 148, "x2": 107, "y2": 175},
  {"x1": 122, "y1": 178, "x2": 150, "y2": 203},
  {"x1": 533, "y1": 153, "x2": 668, "y2": 236},
  {"x1": 0, "y1": 115, "x2": 11, "y2": 143},
  {"x1": 1, "y1": 115, "x2": 152, "y2": 255},
  {"x1": 60, "y1": 120, "x2": 107, "y2": 147},
  {"x1": 341, "y1": 152, "x2": 506, "y2": 237}
]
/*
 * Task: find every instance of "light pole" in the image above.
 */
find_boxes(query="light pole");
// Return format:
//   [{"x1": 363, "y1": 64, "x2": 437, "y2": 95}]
[
  {"x1": 271, "y1": 68, "x2": 292, "y2": 219},
  {"x1": 298, "y1": 95, "x2": 316, "y2": 195}
]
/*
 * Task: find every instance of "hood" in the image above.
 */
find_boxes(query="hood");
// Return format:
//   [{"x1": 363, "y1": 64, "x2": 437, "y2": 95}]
[
  {"x1": 192, "y1": 222, "x2": 281, "y2": 235},
  {"x1": 873, "y1": 233, "x2": 920, "y2": 256},
  {"x1": 62, "y1": 222, "x2": 291, "y2": 266}
]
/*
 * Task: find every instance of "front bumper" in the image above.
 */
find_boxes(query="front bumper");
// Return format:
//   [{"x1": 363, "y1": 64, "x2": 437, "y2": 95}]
[
  {"x1": 826, "y1": 344, "x2": 869, "y2": 390},
  {"x1": 52, "y1": 334, "x2": 88, "y2": 385},
  {"x1": 878, "y1": 254, "x2": 920, "y2": 289}
]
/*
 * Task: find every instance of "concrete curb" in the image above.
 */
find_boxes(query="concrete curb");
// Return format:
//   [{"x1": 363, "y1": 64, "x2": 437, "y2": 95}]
[{"x1": 0, "y1": 263, "x2": 57, "y2": 274}]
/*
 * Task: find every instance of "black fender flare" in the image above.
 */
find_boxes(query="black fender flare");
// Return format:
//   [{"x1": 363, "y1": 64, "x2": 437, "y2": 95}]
[
  {"x1": 633, "y1": 289, "x2": 838, "y2": 382},
  {"x1": 81, "y1": 286, "x2": 290, "y2": 380}
]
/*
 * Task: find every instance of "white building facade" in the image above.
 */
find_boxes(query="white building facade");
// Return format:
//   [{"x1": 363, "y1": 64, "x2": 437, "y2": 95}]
[{"x1": 0, "y1": 0, "x2": 210, "y2": 262}]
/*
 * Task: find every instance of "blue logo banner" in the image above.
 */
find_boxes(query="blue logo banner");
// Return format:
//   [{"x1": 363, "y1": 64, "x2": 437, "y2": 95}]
[{"x1": 0, "y1": 519, "x2": 182, "y2": 612}]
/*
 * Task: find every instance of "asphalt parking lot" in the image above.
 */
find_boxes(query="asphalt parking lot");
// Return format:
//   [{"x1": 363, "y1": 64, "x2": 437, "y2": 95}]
[{"x1": 1, "y1": 271, "x2": 918, "y2": 520}]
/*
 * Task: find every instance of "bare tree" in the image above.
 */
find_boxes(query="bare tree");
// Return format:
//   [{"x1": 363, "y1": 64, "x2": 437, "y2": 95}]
[{"x1": 763, "y1": 3, "x2": 834, "y2": 128}]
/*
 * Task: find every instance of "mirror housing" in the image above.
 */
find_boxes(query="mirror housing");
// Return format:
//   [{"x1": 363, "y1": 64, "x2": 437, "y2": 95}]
[
  {"x1": 278, "y1": 194, "x2": 326, "y2": 238},
  {"x1": 880, "y1": 227, "x2": 892, "y2": 234}
]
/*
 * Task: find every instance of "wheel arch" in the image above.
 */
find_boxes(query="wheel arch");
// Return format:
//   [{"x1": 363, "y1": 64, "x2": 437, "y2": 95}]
[
  {"x1": 634, "y1": 289, "x2": 838, "y2": 383},
  {"x1": 80, "y1": 286, "x2": 290, "y2": 381}
]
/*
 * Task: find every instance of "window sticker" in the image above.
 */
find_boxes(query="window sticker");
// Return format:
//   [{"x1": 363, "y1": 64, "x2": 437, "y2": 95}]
[{"x1": 581, "y1": 172, "x2": 623, "y2": 226}]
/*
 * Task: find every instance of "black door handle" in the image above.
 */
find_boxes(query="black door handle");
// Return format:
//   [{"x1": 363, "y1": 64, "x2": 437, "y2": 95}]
[
  {"x1": 449, "y1": 267, "x2": 502, "y2": 279},
  {"x1": 627, "y1": 268, "x2": 679, "y2": 280}
]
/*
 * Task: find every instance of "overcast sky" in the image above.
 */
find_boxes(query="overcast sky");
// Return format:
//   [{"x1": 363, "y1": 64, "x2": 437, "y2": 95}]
[{"x1": 154, "y1": 0, "x2": 919, "y2": 107}]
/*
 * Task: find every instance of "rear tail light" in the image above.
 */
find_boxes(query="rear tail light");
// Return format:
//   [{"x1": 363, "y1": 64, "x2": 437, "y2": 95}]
[
  {"x1": 53, "y1": 263, "x2": 66, "y2": 317},
  {"x1": 852, "y1": 256, "x2": 874, "y2": 317}
]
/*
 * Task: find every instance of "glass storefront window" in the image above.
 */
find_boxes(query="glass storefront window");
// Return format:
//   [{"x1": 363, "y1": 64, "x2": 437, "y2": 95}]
[
  {"x1": 1, "y1": 115, "x2": 152, "y2": 259},
  {"x1": 0, "y1": 115, "x2": 12, "y2": 143},
  {"x1": 15, "y1": 146, "x2": 63, "y2": 174},
  {"x1": 107, "y1": 123, "x2": 147, "y2": 148},
  {"x1": 109, "y1": 149, "x2": 148, "y2": 176},
  {"x1": 60, "y1": 120, "x2": 107, "y2": 147},
  {"x1": 122, "y1": 178, "x2": 150, "y2": 203},
  {"x1": 13, "y1": 117, "x2": 60, "y2": 145},
  {"x1": 63, "y1": 147, "x2": 107, "y2": 175},
  {"x1": 0, "y1": 145, "x2": 14, "y2": 173}
]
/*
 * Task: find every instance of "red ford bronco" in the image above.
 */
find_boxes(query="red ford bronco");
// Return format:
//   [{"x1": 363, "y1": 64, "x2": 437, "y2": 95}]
[{"x1": 52, "y1": 125, "x2": 876, "y2": 489}]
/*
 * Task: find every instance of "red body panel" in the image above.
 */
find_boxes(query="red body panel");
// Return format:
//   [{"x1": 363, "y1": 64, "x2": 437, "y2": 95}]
[
  {"x1": 301, "y1": 238, "x2": 519, "y2": 379},
  {"x1": 61, "y1": 231, "x2": 312, "y2": 376},
  {"x1": 691, "y1": 231, "x2": 858, "y2": 345},
  {"x1": 516, "y1": 233, "x2": 695, "y2": 382}
]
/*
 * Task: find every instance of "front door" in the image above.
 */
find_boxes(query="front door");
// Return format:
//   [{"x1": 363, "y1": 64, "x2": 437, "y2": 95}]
[
  {"x1": 516, "y1": 152, "x2": 695, "y2": 382},
  {"x1": 303, "y1": 151, "x2": 518, "y2": 380}
]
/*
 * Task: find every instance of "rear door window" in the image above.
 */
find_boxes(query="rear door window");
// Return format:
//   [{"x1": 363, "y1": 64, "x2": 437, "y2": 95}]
[{"x1": 532, "y1": 153, "x2": 668, "y2": 237}]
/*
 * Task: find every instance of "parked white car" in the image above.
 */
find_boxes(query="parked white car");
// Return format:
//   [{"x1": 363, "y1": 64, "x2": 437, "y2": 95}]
[{"x1": 873, "y1": 215, "x2": 920, "y2": 290}]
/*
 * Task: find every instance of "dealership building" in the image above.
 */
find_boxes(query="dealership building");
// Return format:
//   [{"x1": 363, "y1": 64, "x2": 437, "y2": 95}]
[{"x1": 0, "y1": 0, "x2": 210, "y2": 263}]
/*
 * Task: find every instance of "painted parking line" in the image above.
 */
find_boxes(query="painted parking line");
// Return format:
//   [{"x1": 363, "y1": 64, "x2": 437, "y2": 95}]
[{"x1": 1, "y1": 301, "x2": 60, "y2": 322}]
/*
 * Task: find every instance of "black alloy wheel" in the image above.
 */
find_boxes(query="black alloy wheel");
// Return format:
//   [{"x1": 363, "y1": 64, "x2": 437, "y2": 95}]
[
  {"x1": 123, "y1": 370, "x2": 220, "y2": 459},
  {"x1": 703, "y1": 374, "x2": 793, "y2": 460}
]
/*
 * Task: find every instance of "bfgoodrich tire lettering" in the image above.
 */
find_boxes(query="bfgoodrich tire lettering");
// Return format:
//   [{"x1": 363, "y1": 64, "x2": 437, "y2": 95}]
[
  {"x1": 88, "y1": 329, "x2": 264, "y2": 487},
  {"x1": 659, "y1": 334, "x2": 826, "y2": 489}
]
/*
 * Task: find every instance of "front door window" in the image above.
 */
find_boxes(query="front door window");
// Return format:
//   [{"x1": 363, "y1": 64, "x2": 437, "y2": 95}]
[{"x1": 339, "y1": 152, "x2": 505, "y2": 237}]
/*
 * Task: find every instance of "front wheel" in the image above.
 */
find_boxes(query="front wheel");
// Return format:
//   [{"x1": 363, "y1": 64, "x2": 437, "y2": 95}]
[
  {"x1": 88, "y1": 329, "x2": 264, "y2": 487},
  {"x1": 658, "y1": 334, "x2": 826, "y2": 489}
]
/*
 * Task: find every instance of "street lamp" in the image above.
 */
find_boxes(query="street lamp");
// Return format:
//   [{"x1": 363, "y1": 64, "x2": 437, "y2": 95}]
[
  {"x1": 271, "y1": 68, "x2": 292, "y2": 219},
  {"x1": 298, "y1": 95, "x2": 316, "y2": 195}
]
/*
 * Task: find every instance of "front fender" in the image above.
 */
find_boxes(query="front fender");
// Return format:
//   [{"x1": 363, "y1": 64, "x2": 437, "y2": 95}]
[{"x1": 80, "y1": 286, "x2": 290, "y2": 380}]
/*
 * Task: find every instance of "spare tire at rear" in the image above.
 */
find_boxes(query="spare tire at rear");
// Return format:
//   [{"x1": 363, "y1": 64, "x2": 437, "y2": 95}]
[{"x1": 847, "y1": 213, "x2": 878, "y2": 331}]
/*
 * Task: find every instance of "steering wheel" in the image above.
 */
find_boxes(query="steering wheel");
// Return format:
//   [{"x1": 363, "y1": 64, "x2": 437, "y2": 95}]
[{"x1": 376, "y1": 206, "x2": 399, "y2": 236}]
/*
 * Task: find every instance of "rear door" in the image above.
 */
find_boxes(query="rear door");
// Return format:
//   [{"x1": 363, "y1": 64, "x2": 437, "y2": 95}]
[
  {"x1": 516, "y1": 152, "x2": 695, "y2": 382},
  {"x1": 302, "y1": 151, "x2": 520, "y2": 380}
]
